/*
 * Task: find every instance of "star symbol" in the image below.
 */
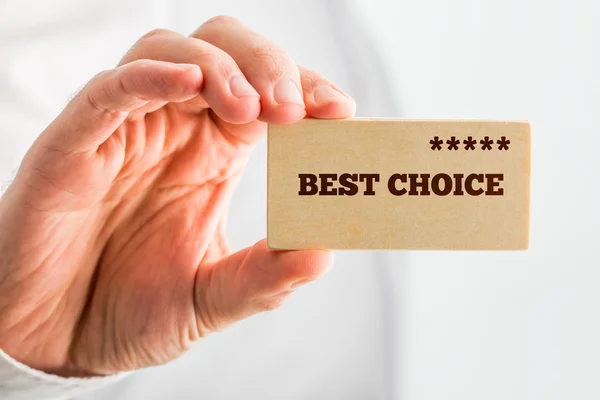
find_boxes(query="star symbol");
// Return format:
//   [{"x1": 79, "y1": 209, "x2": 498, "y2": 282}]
[
  {"x1": 430, "y1": 136, "x2": 443, "y2": 150},
  {"x1": 497, "y1": 136, "x2": 510, "y2": 150},
  {"x1": 446, "y1": 136, "x2": 459, "y2": 150},
  {"x1": 480, "y1": 136, "x2": 493, "y2": 151},
  {"x1": 463, "y1": 136, "x2": 476, "y2": 150}
]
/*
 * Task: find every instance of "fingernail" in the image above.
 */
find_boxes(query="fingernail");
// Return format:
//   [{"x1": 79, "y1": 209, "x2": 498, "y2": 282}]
[
  {"x1": 273, "y1": 78, "x2": 304, "y2": 105},
  {"x1": 229, "y1": 73, "x2": 259, "y2": 98},
  {"x1": 313, "y1": 85, "x2": 348, "y2": 104}
]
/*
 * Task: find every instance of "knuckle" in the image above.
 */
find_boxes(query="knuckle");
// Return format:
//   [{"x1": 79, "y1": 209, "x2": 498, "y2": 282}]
[
  {"x1": 123, "y1": 59, "x2": 154, "y2": 71},
  {"x1": 191, "y1": 47, "x2": 232, "y2": 78},
  {"x1": 300, "y1": 69, "x2": 324, "y2": 90},
  {"x1": 124, "y1": 29, "x2": 175, "y2": 63},
  {"x1": 84, "y1": 69, "x2": 113, "y2": 103},
  {"x1": 201, "y1": 15, "x2": 240, "y2": 28},
  {"x1": 129, "y1": 58, "x2": 155, "y2": 67},
  {"x1": 250, "y1": 43, "x2": 288, "y2": 80},
  {"x1": 139, "y1": 28, "x2": 173, "y2": 41},
  {"x1": 85, "y1": 69, "x2": 125, "y2": 116},
  {"x1": 89, "y1": 69, "x2": 112, "y2": 84}
]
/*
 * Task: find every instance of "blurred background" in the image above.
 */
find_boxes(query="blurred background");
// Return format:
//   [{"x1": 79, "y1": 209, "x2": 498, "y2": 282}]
[
  {"x1": 0, "y1": 0, "x2": 599, "y2": 399},
  {"x1": 361, "y1": 1, "x2": 600, "y2": 399}
]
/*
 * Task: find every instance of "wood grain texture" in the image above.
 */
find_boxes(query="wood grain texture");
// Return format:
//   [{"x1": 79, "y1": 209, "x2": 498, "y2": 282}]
[{"x1": 267, "y1": 119, "x2": 530, "y2": 250}]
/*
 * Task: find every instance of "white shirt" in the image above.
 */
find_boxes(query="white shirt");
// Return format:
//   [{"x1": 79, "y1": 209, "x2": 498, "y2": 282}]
[{"x1": 0, "y1": 0, "x2": 402, "y2": 399}]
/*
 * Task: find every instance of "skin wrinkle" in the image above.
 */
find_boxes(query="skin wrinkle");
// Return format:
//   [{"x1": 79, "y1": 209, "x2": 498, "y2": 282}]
[
  {"x1": 19, "y1": 160, "x2": 108, "y2": 213},
  {"x1": 195, "y1": 246, "x2": 247, "y2": 336},
  {"x1": 250, "y1": 45, "x2": 291, "y2": 83},
  {"x1": 182, "y1": 180, "x2": 237, "y2": 260},
  {"x1": 0, "y1": 224, "x2": 59, "y2": 289},
  {"x1": 185, "y1": 188, "x2": 234, "y2": 336},
  {"x1": 117, "y1": 74, "x2": 134, "y2": 104},
  {"x1": 111, "y1": 152, "x2": 172, "y2": 197},
  {"x1": 85, "y1": 89, "x2": 127, "y2": 121},
  {"x1": 209, "y1": 109, "x2": 258, "y2": 147},
  {"x1": 0, "y1": 217, "x2": 98, "y2": 339},
  {"x1": 0, "y1": 213, "x2": 75, "y2": 293},
  {"x1": 30, "y1": 165, "x2": 79, "y2": 197},
  {"x1": 69, "y1": 268, "x2": 115, "y2": 376},
  {"x1": 21, "y1": 294, "x2": 70, "y2": 362},
  {"x1": 3, "y1": 295, "x2": 78, "y2": 377},
  {"x1": 95, "y1": 144, "x2": 126, "y2": 187},
  {"x1": 0, "y1": 222, "x2": 54, "y2": 287},
  {"x1": 215, "y1": 214, "x2": 231, "y2": 256},
  {"x1": 105, "y1": 286, "x2": 116, "y2": 373},
  {"x1": 1, "y1": 197, "x2": 103, "y2": 332},
  {"x1": 229, "y1": 247, "x2": 254, "y2": 306},
  {"x1": 66, "y1": 245, "x2": 103, "y2": 373},
  {"x1": 99, "y1": 117, "x2": 185, "y2": 244},
  {"x1": 99, "y1": 180, "x2": 213, "y2": 271},
  {"x1": 0, "y1": 246, "x2": 13, "y2": 287},
  {"x1": 194, "y1": 266, "x2": 219, "y2": 337},
  {"x1": 116, "y1": 116, "x2": 163, "y2": 180},
  {"x1": 98, "y1": 159, "x2": 171, "y2": 241},
  {"x1": 97, "y1": 124, "x2": 127, "y2": 169},
  {"x1": 113, "y1": 130, "x2": 144, "y2": 177},
  {"x1": 95, "y1": 183, "x2": 216, "y2": 348},
  {"x1": 39, "y1": 143, "x2": 82, "y2": 158},
  {"x1": 81, "y1": 150, "x2": 121, "y2": 193},
  {"x1": 2, "y1": 290, "x2": 62, "y2": 335},
  {"x1": 201, "y1": 212, "x2": 231, "y2": 263},
  {"x1": 161, "y1": 106, "x2": 197, "y2": 156}
]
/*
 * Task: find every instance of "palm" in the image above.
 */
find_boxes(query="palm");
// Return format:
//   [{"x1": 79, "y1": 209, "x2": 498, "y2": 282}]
[{"x1": 67, "y1": 106, "x2": 262, "y2": 373}]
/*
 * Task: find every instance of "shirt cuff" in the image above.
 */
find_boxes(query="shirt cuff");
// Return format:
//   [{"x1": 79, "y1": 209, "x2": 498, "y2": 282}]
[{"x1": 0, "y1": 347, "x2": 133, "y2": 400}]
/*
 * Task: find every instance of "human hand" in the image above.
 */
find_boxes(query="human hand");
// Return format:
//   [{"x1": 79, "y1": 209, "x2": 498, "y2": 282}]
[{"x1": 0, "y1": 16, "x2": 355, "y2": 377}]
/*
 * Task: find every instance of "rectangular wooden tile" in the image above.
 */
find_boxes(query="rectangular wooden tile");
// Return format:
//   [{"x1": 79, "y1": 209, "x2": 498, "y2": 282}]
[{"x1": 267, "y1": 119, "x2": 531, "y2": 250}]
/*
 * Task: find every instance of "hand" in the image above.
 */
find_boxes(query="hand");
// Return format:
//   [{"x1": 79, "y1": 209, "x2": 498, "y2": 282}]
[{"x1": 0, "y1": 16, "x2": 355, "y2": 377}]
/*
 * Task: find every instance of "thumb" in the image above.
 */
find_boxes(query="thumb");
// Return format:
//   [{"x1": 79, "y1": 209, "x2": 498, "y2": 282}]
[{"x1": 194, "y1": 239, "x2": 333, "y2": 334}]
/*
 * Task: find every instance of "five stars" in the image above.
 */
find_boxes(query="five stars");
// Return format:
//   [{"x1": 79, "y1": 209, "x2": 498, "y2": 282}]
[{"x1": 428, "y1": 135, "x2": 512, "y2": 151}]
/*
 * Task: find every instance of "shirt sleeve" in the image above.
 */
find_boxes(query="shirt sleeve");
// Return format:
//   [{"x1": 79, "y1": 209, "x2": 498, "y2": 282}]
[{"x1": 0, "y1": 348, "x2": 133, "y2": 400}]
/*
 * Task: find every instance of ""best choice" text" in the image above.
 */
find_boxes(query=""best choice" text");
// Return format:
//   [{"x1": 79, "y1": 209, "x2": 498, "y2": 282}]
[{"x1": 298, "y1": 173, "x2": 504, "y2": 196}]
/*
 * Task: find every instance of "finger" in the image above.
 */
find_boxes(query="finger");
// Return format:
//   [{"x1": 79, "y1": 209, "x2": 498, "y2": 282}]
[
  {"x1": 45, "y1": 59, "x2": 202, "y2": 153},
  {"x1": 194, "y1": 239, "x2": 333, "y2": 334},
  {"x1": 299, "y1": 66, "x2": 357, "y2": 119},
  {"x1": 120, "y1": 29, "x2": 261, "y2": 125},
  {"x1": 192, "y1": 16, "x2": 306, "y2": 125},
  {"x1": 203, "y1": 65, "x2": 357, "y2": 145}
]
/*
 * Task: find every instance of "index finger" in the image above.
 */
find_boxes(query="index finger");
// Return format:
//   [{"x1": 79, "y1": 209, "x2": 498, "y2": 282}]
[{"x1": 192, "y1": 16, "x2": 307, "y2": 124}]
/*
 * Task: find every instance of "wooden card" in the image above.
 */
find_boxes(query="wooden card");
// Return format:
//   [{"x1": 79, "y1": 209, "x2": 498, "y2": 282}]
[{"x1": 267, "y1": 119, "x2": 531, "y2": 250}]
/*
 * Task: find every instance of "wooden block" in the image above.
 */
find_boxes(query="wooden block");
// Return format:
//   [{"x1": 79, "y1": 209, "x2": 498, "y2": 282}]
[{"x1": 267, "y1": 119, "x2": 531, "y2": 250}]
